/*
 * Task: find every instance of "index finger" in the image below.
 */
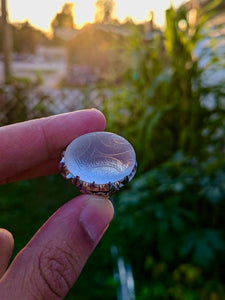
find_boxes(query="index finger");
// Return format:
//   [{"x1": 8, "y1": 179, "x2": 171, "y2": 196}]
[{"x1": 0, "y1": 109, "x2": 106, "y2": 182}]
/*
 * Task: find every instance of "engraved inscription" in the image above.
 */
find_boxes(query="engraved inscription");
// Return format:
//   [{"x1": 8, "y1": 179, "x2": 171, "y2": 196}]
[{"x1": 64, "y1": 132, "x2": 136, "y2": 185}]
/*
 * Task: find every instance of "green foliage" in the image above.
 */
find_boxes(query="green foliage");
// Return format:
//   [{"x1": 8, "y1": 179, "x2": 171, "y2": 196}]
[
  {"x1": 103, "y1": 2, "x2": 225, "y2": 173},
  {"x1": 0, "y1": 78, "x2": 51, "y2": 125},
  {"x1": 109, "y1": 153, "x2": 225, "y2": 299},
  {"x1": 102, "y1": 1, "x2": 225, "y2": 298}
]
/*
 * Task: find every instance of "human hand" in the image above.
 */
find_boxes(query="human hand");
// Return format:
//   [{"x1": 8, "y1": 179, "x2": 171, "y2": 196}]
[{"x1": 0, "y1": 109, "x2": 114, "y2": 299}]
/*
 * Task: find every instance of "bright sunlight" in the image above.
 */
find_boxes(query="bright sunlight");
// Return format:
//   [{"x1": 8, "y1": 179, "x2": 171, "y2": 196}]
[{"x1": 7, "y1": 0, "x2": 187, "y2": 32}]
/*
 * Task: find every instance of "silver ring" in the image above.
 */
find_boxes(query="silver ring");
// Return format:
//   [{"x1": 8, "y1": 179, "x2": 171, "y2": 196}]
[{"x1": 59, "y1": 131, "x2": 137, "y2": 196}]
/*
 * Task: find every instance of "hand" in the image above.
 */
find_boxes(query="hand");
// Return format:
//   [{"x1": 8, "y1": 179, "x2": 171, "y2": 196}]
[{"x1": 0, "y1": 110, "x2": 114, "y2": 299}]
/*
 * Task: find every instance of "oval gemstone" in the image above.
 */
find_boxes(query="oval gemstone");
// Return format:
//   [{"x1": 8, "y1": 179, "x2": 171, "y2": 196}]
[{"x1": 59, "y1": 131, "x2": 137, "y2": 195}]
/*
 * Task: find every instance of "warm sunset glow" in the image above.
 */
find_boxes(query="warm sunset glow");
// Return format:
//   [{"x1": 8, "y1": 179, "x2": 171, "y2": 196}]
[
  {"x1": 75, "y1": 0, "x2": 96, "y2": 27},
  {"x1": 7, "y1": 0, "x2": 187, "y2": 32}
]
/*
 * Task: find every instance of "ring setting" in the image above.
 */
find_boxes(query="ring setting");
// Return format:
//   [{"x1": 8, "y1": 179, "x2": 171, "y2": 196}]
[{"x1": 59, "y1": 131, "x2": 137, "y2": 196}]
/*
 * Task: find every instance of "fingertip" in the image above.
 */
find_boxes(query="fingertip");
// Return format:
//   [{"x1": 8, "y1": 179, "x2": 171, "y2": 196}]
[
  {"x1": 45, "y1": 109, "x2": 107, "y2": 150},
  {"x1": 0, "y1": 228, "x2": 14, "y2": 246},
  {"x1": 79, "y1": 195, "x2": 114, "y2": 244},
  {"x1": 87, "y1": 109, "x2": 106, "y2": 131},
  {"x1": 0, "y1": 229, "x2": 14, "y2": 278}
]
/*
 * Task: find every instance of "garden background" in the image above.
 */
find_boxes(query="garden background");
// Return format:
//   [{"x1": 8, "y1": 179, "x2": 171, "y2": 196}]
[{"x1": 0, "y1": 0, "x2": 225, "y2": 299}]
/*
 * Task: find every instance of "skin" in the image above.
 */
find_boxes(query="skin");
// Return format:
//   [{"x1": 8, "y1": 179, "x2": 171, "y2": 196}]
[{"x1": 0, "y1": 109, "x2": 114, "y2": 299}]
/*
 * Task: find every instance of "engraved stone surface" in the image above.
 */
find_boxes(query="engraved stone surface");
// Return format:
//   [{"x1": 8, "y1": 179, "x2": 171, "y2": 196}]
[{"x1": 63, "y1": 131, "x2": 136, "y2": 186}]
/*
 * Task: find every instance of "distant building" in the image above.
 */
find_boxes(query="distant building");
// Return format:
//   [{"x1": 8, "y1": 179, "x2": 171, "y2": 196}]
[
  {"x1": 66, "y1": 23, "x2": 131, "y2": 85},
  {"x1": 36, "y1": 46, "x2": 66, "y2": 62},
  {"x1": 53, "y1": 28, "x2": 79, "y2": 42}
]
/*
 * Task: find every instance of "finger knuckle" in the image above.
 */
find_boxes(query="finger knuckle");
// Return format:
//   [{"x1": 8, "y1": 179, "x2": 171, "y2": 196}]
[{"x1": 37, "y1": 243, "x2": 81, "y2": 299}]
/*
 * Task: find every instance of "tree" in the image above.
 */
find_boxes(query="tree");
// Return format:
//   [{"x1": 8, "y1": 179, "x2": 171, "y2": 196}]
[
  {"x1": 94, "y1": 0, "x2": 115, "y2": 24},
  {"x1": 12, "y1": 21, "x2": 49, "y2": 53},
  {"x1": 1, "y1": 0, "x2": 12, "y2": 82},
  {"x1": 51, "y1": 2, "x2": 75, "y2": 32}
]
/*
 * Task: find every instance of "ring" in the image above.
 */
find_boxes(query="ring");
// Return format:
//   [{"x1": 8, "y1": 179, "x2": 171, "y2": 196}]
[{"x1": 59, "y1": 131, "x2": 137, "y2": 196}]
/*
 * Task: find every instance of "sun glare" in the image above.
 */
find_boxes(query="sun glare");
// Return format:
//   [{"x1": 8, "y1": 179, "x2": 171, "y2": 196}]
[
  {"x1": 8, "y1": 0, "x2": 66, "y2": 32},
  {"x1": 7, "y1": 0, "x2": 187, "y2": 32},
  {"x1": 75, "y1": 0, "x2": 96, "y2": 28}
]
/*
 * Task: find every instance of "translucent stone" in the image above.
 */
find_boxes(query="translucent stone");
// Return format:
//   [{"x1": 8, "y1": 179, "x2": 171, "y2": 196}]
[{"x1": 64, "y1": 131, "x2": 136, "y2": 185}]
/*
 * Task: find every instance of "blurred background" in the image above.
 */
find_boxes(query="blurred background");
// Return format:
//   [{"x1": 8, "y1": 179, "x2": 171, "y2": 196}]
[{"x1": 0, "y1": 0, "x2": 225, "y2": 299}]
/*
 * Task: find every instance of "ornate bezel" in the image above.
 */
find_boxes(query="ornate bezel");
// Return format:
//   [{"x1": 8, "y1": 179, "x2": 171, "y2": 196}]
[{"x1": 59, "y1": 151, "x2": 137, "y2": 196}]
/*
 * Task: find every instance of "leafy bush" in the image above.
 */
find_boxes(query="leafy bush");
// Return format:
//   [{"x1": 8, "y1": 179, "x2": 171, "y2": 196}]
[
  {"x1": 0, "y1": 78, "x2": 51, "y2": 125},
  {"x1": 114, "y1": 153, "x2": 225, "y2": 299},
  {"x1": 102, "y1": 1, "x2": 225, "y2": 299},
  {"x1": 103, "y1": 1, "x2": 225, "y2": 173}
]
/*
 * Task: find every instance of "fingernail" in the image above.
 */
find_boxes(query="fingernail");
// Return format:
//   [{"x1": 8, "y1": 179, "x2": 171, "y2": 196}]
[{"x1": 79, "y1": 196, "x2": 114, "y2": 243}]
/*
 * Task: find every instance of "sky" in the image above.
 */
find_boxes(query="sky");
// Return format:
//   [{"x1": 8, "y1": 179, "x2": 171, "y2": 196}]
[{"x1": 7, "y1": 0, "x2": 187, "y2": 32}]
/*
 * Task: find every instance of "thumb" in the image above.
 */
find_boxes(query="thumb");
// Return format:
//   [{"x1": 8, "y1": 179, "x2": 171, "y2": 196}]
[
  {"x1": 0, "y1": 229, "x2": 14, "y2": 278},
  {"x1": 0, "y1": 195, "x2": 114, "y2": 300}
]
